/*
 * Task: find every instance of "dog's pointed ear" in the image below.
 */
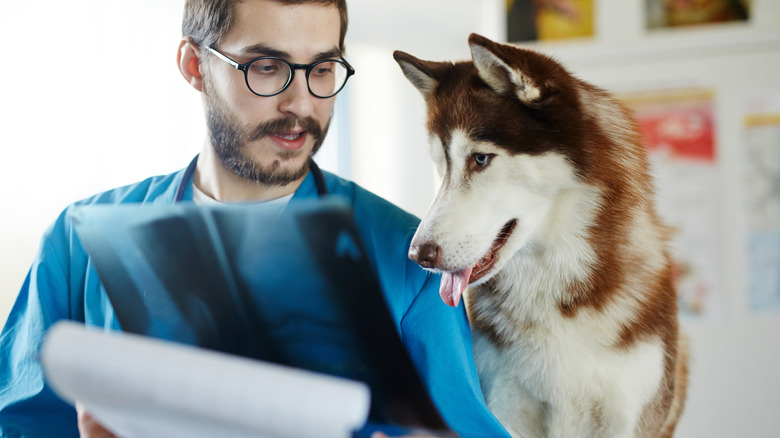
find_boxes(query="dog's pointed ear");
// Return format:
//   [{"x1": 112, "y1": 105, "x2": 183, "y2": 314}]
[
  {"x1": 393, "y1": 50, "x2": 447, "y2": 99},
  {"x1": 468, "y1": 33, "x2": 544, "y2": 104}
]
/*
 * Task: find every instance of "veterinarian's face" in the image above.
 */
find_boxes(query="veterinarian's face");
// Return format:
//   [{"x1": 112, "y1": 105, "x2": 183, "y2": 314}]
[{"x1": 202, "y1": 0, "x2": 340, "y2": 186}]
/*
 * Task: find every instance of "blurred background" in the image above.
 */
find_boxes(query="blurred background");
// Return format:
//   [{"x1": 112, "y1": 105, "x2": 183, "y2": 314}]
[{"x1": 1, "y1": 0, "x2": 778, "y2": 436}]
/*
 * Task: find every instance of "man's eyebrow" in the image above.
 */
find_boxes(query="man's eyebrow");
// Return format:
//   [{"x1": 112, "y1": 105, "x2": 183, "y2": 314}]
[
  {"x1": 241, "y1": 44, "x2": 342, "y2": 61},
  {"x1": 242, "y1": 43, "x2": 289, "y2": 59},
  {"x1": 313, "y1": 48, "x2": 342, "y2": 60}
]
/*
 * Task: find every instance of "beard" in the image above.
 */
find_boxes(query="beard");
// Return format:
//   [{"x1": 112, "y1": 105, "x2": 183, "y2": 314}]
[{"x1": 204, "y1": 81, "x2": 330, "y2": 187}]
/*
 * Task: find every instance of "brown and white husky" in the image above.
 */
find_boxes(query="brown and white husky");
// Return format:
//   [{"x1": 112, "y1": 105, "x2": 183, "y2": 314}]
[{"x1": 394, "y1": 34, "x2": 688, "y2": 438}]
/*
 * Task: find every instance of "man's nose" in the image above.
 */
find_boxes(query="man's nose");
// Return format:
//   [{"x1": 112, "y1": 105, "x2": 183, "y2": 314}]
[{"x1": 278, "y1": 71, "x2": 314, "y2": 119}]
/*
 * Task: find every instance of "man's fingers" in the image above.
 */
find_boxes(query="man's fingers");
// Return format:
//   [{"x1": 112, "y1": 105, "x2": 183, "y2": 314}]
[{"x1": 76, "y1": 402, "x2": 118, "y2": 438}]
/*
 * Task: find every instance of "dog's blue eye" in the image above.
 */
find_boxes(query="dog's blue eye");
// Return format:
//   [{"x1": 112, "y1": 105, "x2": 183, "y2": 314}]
[{"x1": 474, "y1": 153, "x2": 491, "y2": 166}]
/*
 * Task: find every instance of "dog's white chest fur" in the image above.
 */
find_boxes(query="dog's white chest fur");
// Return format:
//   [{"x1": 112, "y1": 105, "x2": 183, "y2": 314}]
[{"x1": 470, "y1": 287, "x2": 666, "y2": 438}]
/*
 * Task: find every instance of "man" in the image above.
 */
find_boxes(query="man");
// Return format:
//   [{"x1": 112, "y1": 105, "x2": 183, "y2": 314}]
[{"x1": 0, "y1": 1, "x2": 509, "y2": 437}]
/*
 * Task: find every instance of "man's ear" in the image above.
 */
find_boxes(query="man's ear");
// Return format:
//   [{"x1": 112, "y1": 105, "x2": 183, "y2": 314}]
[
  {"x1": 392, "y1": 50, "x2": 448, "y2": 100},
  {"x1": 177, "y1": 37, "x2": 205, "y2": 92}
]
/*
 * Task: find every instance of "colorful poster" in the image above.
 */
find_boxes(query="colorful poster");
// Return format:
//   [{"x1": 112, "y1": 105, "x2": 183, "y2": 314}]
[
  {"x1": 620, "y1": 88, "x2": 721, "y2": 320},
  {"x1": 743, "y1": 95, "x2": 780, "y2": 312},
  {"x1": 507, "y1": 0, "x2": 594, "y2": 42}
]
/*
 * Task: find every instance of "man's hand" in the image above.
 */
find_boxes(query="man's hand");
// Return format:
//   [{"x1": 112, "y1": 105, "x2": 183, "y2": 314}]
[{"x1": 76, "y1": 402, "x2": 118, "y2": 438}]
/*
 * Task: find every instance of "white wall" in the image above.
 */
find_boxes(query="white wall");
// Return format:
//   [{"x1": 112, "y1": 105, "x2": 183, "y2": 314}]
[
  {"x1": 344, "y1": 0, "x2": 504, "y2": 217},
  {"x1": 0, "y1": 1, "x2": 194, "y2": 324}
]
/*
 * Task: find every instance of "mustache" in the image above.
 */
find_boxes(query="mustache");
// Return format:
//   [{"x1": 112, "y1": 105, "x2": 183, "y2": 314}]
[{"x1": 248, "y1": 117, "x2": 322, "y2": 142}]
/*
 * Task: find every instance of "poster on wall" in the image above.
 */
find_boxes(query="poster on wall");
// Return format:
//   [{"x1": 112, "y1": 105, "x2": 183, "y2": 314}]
[
  {"x1": 619, "y1": 88, "x2": 722, "y2": 320},
  {"x1": 507, "y1": 0, "x2": 594, "y2": 42},
  {"x1": 645, "y1": 0, "x2": 751, "y2": 30},
  {"x1": 743, "y1": 94, "x2": 780, "y2": 313}
]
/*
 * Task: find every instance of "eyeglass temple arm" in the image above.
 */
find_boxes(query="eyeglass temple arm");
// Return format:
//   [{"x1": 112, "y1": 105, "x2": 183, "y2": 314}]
[{"x1": 205, "y1": 46, "x2": 242, "y2": 70}]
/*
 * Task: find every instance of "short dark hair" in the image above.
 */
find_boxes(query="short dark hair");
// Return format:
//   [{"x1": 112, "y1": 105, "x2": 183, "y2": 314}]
[{"x1": 182, "y1": 0, "x2": 348, "y2": 51}]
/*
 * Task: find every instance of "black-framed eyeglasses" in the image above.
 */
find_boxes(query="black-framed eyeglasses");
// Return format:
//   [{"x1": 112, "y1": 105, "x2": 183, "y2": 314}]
[{"x1": 205, "y1": 46, "x2": 355, "y2": 98}]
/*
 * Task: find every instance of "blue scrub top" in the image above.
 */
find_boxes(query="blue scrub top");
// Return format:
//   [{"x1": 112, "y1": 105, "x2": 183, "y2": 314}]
[{"x1": 0, "y1": 161, "x2": 509, "y2": 438}]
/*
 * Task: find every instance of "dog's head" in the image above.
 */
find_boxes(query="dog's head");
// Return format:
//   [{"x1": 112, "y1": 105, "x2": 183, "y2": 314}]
[{"x1": 394, "y1": 34, "x2": 647, "y2": 307}]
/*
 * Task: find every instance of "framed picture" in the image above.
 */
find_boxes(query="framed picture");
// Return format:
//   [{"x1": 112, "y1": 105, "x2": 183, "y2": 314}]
[
  {"x1": 646, "y1": 0, "x2": 751, "y2": 30},
  {"x1": 507, "y1": 0, "x2": 595, "y2": 42}
]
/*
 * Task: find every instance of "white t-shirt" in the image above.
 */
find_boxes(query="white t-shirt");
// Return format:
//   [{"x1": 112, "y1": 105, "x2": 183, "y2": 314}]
[{"x1": 192, "y1": 184, "x2": 293, "y2": 217}]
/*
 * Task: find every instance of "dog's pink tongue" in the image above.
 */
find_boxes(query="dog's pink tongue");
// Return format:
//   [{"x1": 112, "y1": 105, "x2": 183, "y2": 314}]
[{"x1": 440, "y1": 267, "x2": 473, "y2": 307}]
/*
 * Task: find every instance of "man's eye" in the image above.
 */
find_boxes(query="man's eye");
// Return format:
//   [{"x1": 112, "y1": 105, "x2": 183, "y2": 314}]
[
  {"x1": 312, "y1": 62, "x2": 335, "y2": 77},
  {"x1": 252, "y1": 64, "x2": 278, "y2": 74},
  {"x1": 250, "y1": 59, "x2": 285, "y2": 76}
]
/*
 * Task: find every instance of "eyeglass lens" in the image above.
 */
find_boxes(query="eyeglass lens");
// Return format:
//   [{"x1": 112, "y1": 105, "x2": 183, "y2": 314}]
[{"x1": 247, "y1": 59, "x2": 349, "y2": 97}]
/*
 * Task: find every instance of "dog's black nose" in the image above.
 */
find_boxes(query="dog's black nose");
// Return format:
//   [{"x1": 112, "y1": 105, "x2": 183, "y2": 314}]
[{"x1": 409, "y1": 242, "x2": 441, "y2": 268}]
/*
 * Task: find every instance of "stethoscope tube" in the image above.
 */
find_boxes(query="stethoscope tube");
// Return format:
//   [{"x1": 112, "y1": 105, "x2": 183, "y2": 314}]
[{"x1": 173, "y1": 155, "x2": 328, "y2": 202}]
